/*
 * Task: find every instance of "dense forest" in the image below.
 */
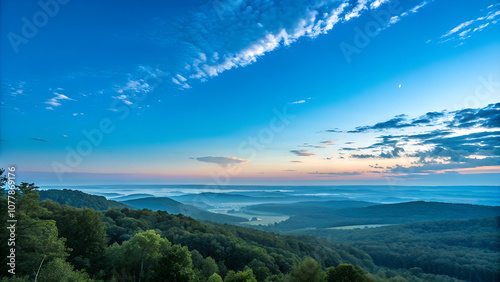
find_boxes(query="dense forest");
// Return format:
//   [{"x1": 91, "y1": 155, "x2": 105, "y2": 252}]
[
  {"x1": 38, "y1": 189, "x2": 129, "y2": 211},
  {"x1": 259, "y1": 201, "x2": 500, "y2": 231},
  {"x1": 0, "y1": 171, "x2": 465, "y2": 281},
  {"x1": 292, "y1": 217, "x2": 500, "y2": 281},
  {"x1": 121, "y1": 196, "x2": 248, "y2": 224},
  {"x1": 40, "y1": 189, "x2": 248, "y2": 224}
]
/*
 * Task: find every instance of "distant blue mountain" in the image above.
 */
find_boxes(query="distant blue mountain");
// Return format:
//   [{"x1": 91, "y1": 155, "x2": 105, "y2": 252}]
[
  {"x1": 243, "y1": 200, "x2": 377, "y2": 215},
  {"x1": 112, "y1": 193, "x2": 156, "y2": 201},
  {"x1": 122, "y1": 197, "x2": 248, "y2": 224},
  {"x1": 265, "y1": 201, "x2": 500, "y2": 231}
]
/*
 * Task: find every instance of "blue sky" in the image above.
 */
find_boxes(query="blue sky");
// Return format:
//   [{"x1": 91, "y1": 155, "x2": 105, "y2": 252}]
[{"x1": 1, "y1": 0, "x2": 499, "y2": 185}]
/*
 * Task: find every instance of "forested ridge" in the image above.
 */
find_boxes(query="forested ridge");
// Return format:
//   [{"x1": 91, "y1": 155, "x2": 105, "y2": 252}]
[
  {"x1": 0, "y1": 172, "x2": 468, "y2": 281},
  {"x1": 292, "y1": 217, "x2": 500, "y2": 281},
  {"x1": 260, "y1": 201, "x2": 500, "y2": 231},
  {"x1": 121, "y1": 196, "x2": 249, "y2": 224},
  {"x1": 39, "y1": 189, "x2": 248, "y2": 224},
  {"x1": 38, "y1": 189, "x2": 129, "y2": 211},
  {"x1": 0, "y1": 183, "x2": 376, "y2": 281}
]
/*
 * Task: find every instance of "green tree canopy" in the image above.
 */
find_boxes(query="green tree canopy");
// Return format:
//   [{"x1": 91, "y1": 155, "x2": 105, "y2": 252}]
[{"x1": 285, "y1": 257, "x2": 326, "y2": 282}]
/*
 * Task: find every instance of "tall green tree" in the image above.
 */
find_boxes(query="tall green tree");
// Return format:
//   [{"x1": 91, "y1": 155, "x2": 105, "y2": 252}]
[
  {"x1": 285, "y1": 257, "x2": 326, "y2": 282},
  {"x1": 224, "y1": 267, "x2": 257, "y2": 282},
  {"x1": 202, "y1": 256, "x2": 219, "y2": 278},
  {"x1": 207, "y1": 273, "x2": 224, "y2": 282},
  {"x1": 40, "y1": 201, "x2": 107, "y2": 274},
  {"x1": 37, "y1": 258, "x2": 93, "y2": 282},
  {"x1": 4, "y1": 183, "x2": 70, "y2": 279},
  {"x1": 111, "y1": 230, "x2": 167, "y2": 281},
  {"x1": 326, "y1": 264, "x2": 372, "y2": 282},
  {"x1": 151, "y1": 243, "x2": 196, "y2": 281},
  {"x1": 109, "y1": 230, "x2": 196, "y2": 281}
]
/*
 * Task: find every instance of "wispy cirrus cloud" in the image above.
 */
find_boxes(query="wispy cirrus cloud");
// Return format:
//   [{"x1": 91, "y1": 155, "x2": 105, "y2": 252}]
[
  {"x1": 111, "y1": 94, "x2": 133, "y2": 105},
  {"x1": 108, "y1": 66, "x2": 166, "y2": 108},
  {"x1": 290, "y1": 98, "x2": 311, "y2": 105},
  {"x1": 117, "y1": 79, "x2": 152, "y2": 94},
  {"x1": 166, "y1": 0, "x2": 429, "y2": 87},
  {"x1": 30, "y1": 137, "x2": 52, "y2": 142},
  {"x1": 27, "y1": 0, "x2": 430, "y2": 111},
  {"x1": 44, "y1": 91, "x2": 75, "y2": 110},
  {"x1": 381, "y1": 0, "x2": 431, "y2": 29},
  {"x1": 370, "y1": 0, "x2": 390, "y2": 10},
  {"x1": 436, "y1": 4, "x2": 500, "y2": 44},
  {"x1": 7, "y1": 81, "x2": 25, "y2": 96},
  {"x1": 171, "y1": 74, "x2": 190, "y2": 89}
]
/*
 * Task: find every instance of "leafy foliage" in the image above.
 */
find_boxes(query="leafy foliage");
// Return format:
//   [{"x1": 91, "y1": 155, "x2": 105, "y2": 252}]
[
  {"x1": 293, "y1": 217, "x2": 500, "y2": 281},
  {"x1": 122, "y1": 197, "x2": 249, "y2": 224},
  {"x1": 38, "y1": 189, "x2": 128, "y2": 211},
  {"x1": 284, "y1": 257, "x2": 327, "y2": 282}
]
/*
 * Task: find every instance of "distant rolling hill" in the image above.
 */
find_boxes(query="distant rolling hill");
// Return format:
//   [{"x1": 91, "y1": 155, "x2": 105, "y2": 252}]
[
  {"x1": 171, "y1": 192, "x2": 342, "y2": 207},
  {"x1": 243, "y1": 200, "x2": 377, "y2": 215},
  {"x1": 264, "y1": 201, "x2": 500, "y2": 231},
  {"x1": 111, "y1": 193, "x2": 156, "y2": 201},
  {"x1": 171, "y1": 192, "x2": 259, "y2": 204},
  {"x1": 122, "y1": 197, "x2": 248, "y2": 224},
  {"x1": 39, "y1": 189, "x2": 129, "y2": 211},
  {"x1": 39, "y1": 189, "x2": 248, "y2": 224},
  {"x1": 176, "y1": 201, "x2": 214, "y2": 210}
]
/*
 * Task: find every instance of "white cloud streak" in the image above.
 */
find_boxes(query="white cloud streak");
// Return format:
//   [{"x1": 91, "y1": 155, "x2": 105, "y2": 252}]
[
  {"x1": 44, "y1": 92, "x2": 75, "y2": 109},
  {"x1": 382, "y1": 0, "x2": 431, "y2": 29},
  {"x1": 438, "y1": 5, "x2": 500, "y2": 43},
  {"x1": 165, "y1": 0, "x2": 427, "y2": 87}
]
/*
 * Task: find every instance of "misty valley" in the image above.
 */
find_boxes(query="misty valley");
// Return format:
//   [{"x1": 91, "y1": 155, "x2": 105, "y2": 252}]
[{"x1": 2, "y1": 183, "x2": 492, "y2": 281}]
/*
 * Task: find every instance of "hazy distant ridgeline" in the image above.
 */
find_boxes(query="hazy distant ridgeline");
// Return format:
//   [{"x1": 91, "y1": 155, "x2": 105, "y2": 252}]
[
  {"x1": 38, "y1": 189, "x2": 247, "y2": 224},
  {"x1": 39, "y1": 188, "x2": 500, "y2": 229},
  {"x1": 261, "y1": 201, "x2": 500, "y2": 231},
  {"x1": 242, "y1": 200, "x2": 378, "y2": 215},
  {"x1": 39, "y1": 184, "x2": 500, "y2": 206},
  {"x1": 170, "y1": 192, "x2": 338, "y2": 205},
  {"x1": 122, "y1": 197, "x2": 248, "y2": 224},
  {"x1": 111, "y1": 193, "x2": 155, "y2": 201}
]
